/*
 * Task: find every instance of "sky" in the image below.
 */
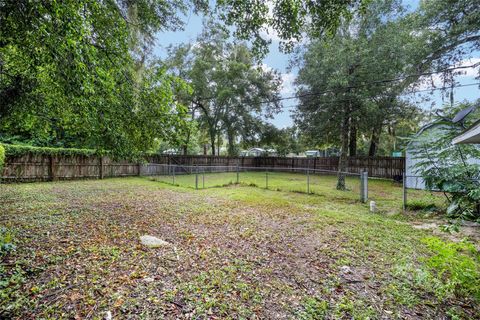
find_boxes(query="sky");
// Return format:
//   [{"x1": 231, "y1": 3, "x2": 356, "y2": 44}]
[{"x1": 153, "y1": 1, "x2": 480, "y2": 128}]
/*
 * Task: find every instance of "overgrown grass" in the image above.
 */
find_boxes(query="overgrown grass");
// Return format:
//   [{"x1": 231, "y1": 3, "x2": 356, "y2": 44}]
[{"x1": 0, "y1": 177, "x2": 477, "y2": 318}]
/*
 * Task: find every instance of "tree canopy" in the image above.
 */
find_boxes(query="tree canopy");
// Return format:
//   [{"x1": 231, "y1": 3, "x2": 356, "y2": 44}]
[
  {"x1": 1, "y1": 0, "x2": 478, "y2": 160},
  {"x1": 164, "y1": 22, "x2": 282, "y2": 156},
  {"x1": 0, "y1": 0, "x2": 204, "y2": 157}
]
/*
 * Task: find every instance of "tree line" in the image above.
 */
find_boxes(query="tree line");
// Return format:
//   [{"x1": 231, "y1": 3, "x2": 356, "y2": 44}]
[{"x1": 1, "y1": 0, "x2": 479, "y2": 173}]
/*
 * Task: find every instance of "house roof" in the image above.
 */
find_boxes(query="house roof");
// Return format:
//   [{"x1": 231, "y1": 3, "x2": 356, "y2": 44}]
[
  {"x1": 453, "y1": 119, "x2": 480, "y2": 144},
  {"x1": 406, "y1": 122, "x2": 445, "y2": 147}
]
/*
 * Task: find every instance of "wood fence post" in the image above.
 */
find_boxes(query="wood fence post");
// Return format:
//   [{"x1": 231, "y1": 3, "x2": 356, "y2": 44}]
[
  {"x1": 49, "y1": 155, "x2": 56, "y2": 181},
  {"x1": 99, "y1": 156, "x2": 104, "y2": 179}
]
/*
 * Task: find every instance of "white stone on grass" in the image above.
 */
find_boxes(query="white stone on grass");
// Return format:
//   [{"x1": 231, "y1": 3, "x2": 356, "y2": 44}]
[{"x1": 140, "y1": 235, "x2": 171, "y2": 248}]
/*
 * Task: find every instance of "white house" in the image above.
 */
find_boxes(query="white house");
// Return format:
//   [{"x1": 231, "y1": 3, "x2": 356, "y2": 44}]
[
  {"x1": 240, "y1": 147, "x2": 266, "y2": 157},
  {"x1": 406, "y1": 122, "x2": 480, "y2": 189},
  {"x1": 304, "y1": 148, "x2": 339, "y2": 158},
  {"x1": 162, "y1": 148, "x2": 178, "y2": 155},
  {"x1": 305, "y1": 150, "x2": 320, "y2": 157},
  {"x1": 266, "y1": 149, "x2": 278, "y2": 156}
]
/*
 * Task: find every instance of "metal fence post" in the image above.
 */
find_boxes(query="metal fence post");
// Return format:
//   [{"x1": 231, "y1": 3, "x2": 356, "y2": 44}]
[
  {"x1": 359, "y1": 170, "x2": 363, "y2": 202},
  {"x1": 403, "y1": 172, "x2": 407, "y2": 212},
  {"x1": 360, "y1": 171, "x2": 368, "y2": 203},
  {"x1": 364, "y1": 171, "x2": 368, "y2": 202},
  {"x1": 265, "y1": 170, "x2": 268, "y2": 189},
  {"x1": 202, "y1": 168, "x2": 205, "y2": 188}
]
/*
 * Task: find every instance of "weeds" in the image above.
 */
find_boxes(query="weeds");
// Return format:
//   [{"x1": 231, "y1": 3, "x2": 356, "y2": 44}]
[
  {"x1": 0, "y1": 178, "x2": 478, "y2": 318},
  {"x1": 0, "y1": 227, "x2": 15, "y2": 257},
  {"x1": 422, "y1": 237, "x2": 480, "y2": 301}
]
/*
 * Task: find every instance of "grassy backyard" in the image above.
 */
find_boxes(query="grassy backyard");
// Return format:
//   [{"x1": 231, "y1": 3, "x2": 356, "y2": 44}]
[
  {"x1": 154, "y1": 171, "x2": 443, "y2": 213},
  {"x1": 1, "y1": 176, "x2": 479, "y2": 319}
]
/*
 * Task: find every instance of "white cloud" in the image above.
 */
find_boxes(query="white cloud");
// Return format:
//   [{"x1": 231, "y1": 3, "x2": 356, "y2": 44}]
[
  {"x1": 260, "y1": 63, "x2": 273, "y2": 73},
  {"x1": 280, "y1": 72, "x2": 296, "y2": 96},
  {"x1": 457, "y1": 58, "x2": 480, "y2": 77},
  {"x1": 259, "y1": 63, "x2": 296, "y2": 96},
  {"x1": 259, "y1": 27, "x2": 283, "y2": 43}
]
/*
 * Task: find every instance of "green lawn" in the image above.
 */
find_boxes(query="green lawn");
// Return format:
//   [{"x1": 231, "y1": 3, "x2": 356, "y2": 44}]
[
  {"x1": 1, "y1": 176, "x2": 478, "y2": 319},
  {"x1": 154, "y1": 171, "x2": 444, "y2": 213}
]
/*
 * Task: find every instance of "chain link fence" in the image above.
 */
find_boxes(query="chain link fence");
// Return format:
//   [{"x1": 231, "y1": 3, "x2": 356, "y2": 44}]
[
  {"x1": 143, "y1": 164, "x2": 451, "y2": 212},
  {"x1": 402, "y1": 175, "x2": 448, "y2": 212},
  {"x1": 146, "y1": 164, "x2": 368, "y2": 202}
]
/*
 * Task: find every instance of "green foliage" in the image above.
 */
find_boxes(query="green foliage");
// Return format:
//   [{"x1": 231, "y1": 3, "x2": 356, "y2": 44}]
[
  {"x1": 297, "y1": 297, "x2": 328, "y2": 319},
  {"x1": 295, "y1": 0, "x2": 425, "y2": 158},
  {"x1": 405, "y1": 198, "x2": 438, "y2": 213},
  {"x1": 248, "y1": 124, "x2": 305, "y2": 156},
  {"x1": 0, "y1": 144, "x2": 4, "y2": 174},
  {"x1": 422, "y1": 237, "x2": 480, "y2": 302},
  {"x1": 216, "y1": 0, "x2": 367, "y2": 56},
  {"x1": 165, "y1": 21, "x2": 282, "y2": 155},
  {"x1": 0, "y1": 227, "x2": 29, "y2": 316},
  {"x1": 411, "y1": 102, "x2": 480, "y2": 220},
  {"x1": 0, "y1": 0, "x2": 194, "y2": 157},
  {"x1": 2, "y1": 144, "x2": 97, "y2": 158},
  {"x1": 0, "y1": 228, "x2": 15, "y2": 257},
  {"x1": 412, "y1": 0, "x2": 480, "y2": 70},
  {"x1": 174, "y1": 262, "x2": 263, "y2": 317}
]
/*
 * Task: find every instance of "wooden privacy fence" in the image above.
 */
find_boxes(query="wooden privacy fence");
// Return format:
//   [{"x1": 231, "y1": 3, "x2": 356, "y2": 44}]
[
  {"x1": 151, "y1": 155, "x2": 405, "y2": 179},
  {"x1": 1, "y1": 153, "x2": 404, "y2": 182}
]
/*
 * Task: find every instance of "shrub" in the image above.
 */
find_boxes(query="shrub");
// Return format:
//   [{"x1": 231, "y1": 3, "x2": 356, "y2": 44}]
[
  {"x1": 1, "y1": 143, "x2": 97, "y2": 157},
  {"x1": 410, "y1": 103, "x2": 480, "y2": 220},
  {"x1": 0, "y1": 144, "x2": 4, "y2": 175}
]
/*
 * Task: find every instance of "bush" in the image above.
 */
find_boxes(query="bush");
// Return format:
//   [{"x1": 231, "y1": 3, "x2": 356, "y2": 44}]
[
  {"x1": 410, "y1": 104, "x2": 480, "y2": 220},
  {"x1": 0, "y1": 144, "x2": 4, "y2": 174},
  {"x1": 1, "y1": 143, "x2": 97, "y2": 157}
]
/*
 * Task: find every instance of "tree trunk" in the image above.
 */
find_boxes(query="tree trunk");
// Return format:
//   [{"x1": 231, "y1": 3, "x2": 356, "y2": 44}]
[
  {"x1": 348, "y1": 118, "x2": 357, "y2": 157},
  {"x1": 337, "y1": 113, "x2": 350, "y2": 190},
  {"x1": 368, "y1": 127, "x2": 381, "y2": 157},
  {"x1": 227, "y1": 127, "x2": 236, "y2": 156},
  {"x1": 210, "y1": 130, "x2": 216, "y2": 156}
]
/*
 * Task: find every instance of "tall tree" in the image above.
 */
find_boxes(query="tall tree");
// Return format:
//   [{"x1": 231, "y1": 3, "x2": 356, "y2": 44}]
[
  {"x1": 165, "y1": 22, "x2": 281, "y2": 155},
  {"x1": 0, "y1": 0, "x2": 197, "y2": 156},
  {"x1": 294, "y1": 0, "x2": 423, "y2": 189}
]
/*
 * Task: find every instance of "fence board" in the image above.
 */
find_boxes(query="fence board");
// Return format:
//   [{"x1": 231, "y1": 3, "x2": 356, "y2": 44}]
[{"x1": 1, "y1": 154, "x2": 404, "y2": 182}]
